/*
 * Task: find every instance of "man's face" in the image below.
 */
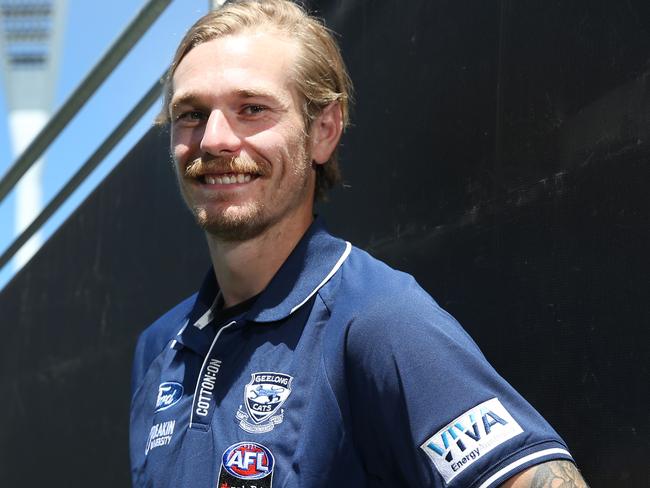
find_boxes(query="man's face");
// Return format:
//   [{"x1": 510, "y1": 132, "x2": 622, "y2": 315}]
[{"x1": 170, "y1": 30, "x2": 315, "y2": 241}]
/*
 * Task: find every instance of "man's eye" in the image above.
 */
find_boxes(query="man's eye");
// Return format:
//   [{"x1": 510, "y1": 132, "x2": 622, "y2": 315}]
[
  {"x1": 242, "y1": 105, "x2": 266, "y2": 116},
  {"x1": 176, "y1": 111, "x2": 205, "y2": 121}
]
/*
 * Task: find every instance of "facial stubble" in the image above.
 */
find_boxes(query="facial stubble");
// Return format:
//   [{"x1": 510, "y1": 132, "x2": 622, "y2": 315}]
[{"x1": 176, "y1": 134, "x2": 314, "y2": 242}]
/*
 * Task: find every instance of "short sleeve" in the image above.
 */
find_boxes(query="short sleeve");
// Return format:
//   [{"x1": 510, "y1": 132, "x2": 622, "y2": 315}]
[{"x1": 344, "y1": 281, "x2": 573, "y2": 487}]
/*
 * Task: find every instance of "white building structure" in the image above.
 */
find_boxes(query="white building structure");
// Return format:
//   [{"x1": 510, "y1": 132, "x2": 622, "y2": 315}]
[{"x1": 0, "y1": 0, "x2": 66, "y2": 269}]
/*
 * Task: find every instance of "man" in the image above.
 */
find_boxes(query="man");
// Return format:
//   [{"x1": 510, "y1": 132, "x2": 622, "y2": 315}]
[{"x1": 129, "y1": 1, "x2": 589, "y2": 487}]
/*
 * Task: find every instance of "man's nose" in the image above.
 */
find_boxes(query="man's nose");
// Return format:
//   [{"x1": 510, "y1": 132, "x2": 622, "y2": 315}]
[{"x1": 200, "y1": 110, "x2": 241, "y2": 155}]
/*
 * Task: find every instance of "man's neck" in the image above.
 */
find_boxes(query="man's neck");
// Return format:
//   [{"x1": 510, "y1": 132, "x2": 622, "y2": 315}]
[{"x1": 206, "y1": 212, "x2": 314, "y2": 308}]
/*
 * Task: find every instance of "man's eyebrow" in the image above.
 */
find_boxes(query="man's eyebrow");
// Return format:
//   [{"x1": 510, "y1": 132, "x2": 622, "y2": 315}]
[
  {"x1": 169, "y1": 93, "x2": 201, "y2": 110},
  {"x1": 169, "y1": 89, "x2": 292, "y2": 111},
  {"x1": 236, "y1": 88, "x2": 291, "y2": 107},
  {"x1": 237, "y1": 88, "x2": 274, "y2": 98}
]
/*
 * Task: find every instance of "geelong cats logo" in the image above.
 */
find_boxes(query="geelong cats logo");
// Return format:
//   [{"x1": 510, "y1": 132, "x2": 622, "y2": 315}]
[{"x1": 235, "y1": 372, "x2": 293, "y2": 434}]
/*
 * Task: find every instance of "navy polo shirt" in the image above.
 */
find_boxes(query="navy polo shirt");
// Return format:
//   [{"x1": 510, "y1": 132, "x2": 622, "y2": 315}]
[{"x1": 130, "y1": 218, "x2": 573, "y2": 488}]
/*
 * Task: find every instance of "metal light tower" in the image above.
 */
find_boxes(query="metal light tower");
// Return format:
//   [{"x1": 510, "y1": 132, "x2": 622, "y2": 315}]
[
  {"x1": 0, "y1": 0, "x2": 66, "y2": 269},
  {"x1": 210, "y1": 0, "x2": 227, "y2": 11}
]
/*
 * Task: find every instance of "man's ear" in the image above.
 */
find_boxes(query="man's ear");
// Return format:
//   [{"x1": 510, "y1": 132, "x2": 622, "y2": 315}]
[{"x1": 310, "y1": 102, "x2": 343, "y2": 165}]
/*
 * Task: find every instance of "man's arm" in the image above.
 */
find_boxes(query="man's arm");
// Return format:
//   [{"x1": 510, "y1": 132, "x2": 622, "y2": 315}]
[{"x1": 501, "y1": 460, "x2": 589, "y2": 488}]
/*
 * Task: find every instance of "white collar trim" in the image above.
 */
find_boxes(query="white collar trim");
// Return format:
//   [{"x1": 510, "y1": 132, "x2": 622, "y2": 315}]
[{"x1": 290, "y1": 241, "x2": 352, "y2": 315}]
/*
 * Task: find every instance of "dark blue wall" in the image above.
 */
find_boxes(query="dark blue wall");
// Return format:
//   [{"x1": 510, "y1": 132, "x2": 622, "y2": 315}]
[{"x1": 0, "y1": 1, "x2": 648, "y2": 486}]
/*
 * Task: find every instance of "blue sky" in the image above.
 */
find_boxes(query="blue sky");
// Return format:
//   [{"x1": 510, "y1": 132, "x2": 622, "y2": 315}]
[{"x1": 0, "y1": 0, "x2": 209, "y2": 290}]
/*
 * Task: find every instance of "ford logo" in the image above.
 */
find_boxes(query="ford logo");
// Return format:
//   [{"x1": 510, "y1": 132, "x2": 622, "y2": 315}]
[
  {"x1": 155, "y1": 382, "x2": 183, "y2": 412},
  {"x1": 222, "y1": 442, "x2": 275, "y2": 480}
]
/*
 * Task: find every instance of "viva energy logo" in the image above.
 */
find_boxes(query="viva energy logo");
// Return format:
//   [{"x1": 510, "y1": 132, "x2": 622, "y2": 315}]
[{"x1": 420, "y1": 398, "x2": 523, "y2": 484}]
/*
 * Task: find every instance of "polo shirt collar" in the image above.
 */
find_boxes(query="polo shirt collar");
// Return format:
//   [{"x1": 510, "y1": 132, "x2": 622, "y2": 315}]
[
  {"x1": 245, "y1": 217, "x2": 350, "y2": 323},
  {"x1": 172, "y1": 269, "x2": 221, "y2": 356},
  {"x1": 175, "y1": 217, "x2": 350, "y2": 353}
]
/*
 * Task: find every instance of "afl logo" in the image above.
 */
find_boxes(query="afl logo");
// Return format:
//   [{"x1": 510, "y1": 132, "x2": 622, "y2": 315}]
[
  {"x1": 155, "y1": 382, "x2": 183, "y2": 412},
  {"x1": 222, "y1": 442, "x2": 274, "y2": 480}
]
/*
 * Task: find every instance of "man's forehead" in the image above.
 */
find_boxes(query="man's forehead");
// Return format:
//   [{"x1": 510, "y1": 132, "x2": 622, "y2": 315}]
[{"x1": 170, "y1": 30, "x2": 301, "y2": 104}]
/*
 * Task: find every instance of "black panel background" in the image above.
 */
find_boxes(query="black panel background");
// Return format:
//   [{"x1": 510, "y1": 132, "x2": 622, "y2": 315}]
[{"x1": 0, "y1": 1, "x2": 648, "y2": 486}]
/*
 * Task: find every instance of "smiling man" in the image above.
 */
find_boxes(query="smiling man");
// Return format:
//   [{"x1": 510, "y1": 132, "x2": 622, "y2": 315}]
[{"x1": 129, "y1": 1, "x2": 589, "y2": 487}]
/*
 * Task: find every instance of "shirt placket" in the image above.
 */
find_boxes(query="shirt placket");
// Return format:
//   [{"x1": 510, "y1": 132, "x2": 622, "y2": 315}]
[{"x1": 189, "y1": 319, "x2": 238, "y2": 431}]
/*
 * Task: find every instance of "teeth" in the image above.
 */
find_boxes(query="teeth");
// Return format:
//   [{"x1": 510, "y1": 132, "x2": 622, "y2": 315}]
[{"x1": 204, "y1": 173, "x2": 253, "y2": 185}]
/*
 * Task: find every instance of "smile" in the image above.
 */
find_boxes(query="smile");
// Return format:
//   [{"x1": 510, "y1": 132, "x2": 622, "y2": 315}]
[{"x1": 201, "y1": 173, "x2": 256, "y2": 185}]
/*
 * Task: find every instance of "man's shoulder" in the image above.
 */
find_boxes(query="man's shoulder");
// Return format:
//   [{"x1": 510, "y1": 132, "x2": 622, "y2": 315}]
[
  {"x1": 142, "y1": 293, "x2": 197, "y2": 340},
  {"x1": 333, "y1": 244, "x2": 440, "y2": 315},
  {"x1": 325, "y1": 243, "x2": 478, "y2": 349},
  {"x1": 132, "y1": 293, "x2": 197, "y2": 381}
]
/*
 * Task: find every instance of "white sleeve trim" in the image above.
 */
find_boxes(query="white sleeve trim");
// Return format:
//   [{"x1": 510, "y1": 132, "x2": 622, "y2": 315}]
[{"x1": 477, "y1": 448, "x2": 573, "y2": 488}]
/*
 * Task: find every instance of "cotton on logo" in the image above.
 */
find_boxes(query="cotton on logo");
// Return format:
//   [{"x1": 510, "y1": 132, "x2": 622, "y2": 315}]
[
  {"x1": 421, "y1": 398, "x2": 523, "y2": 484},
  {"x1": 222, "y1": 442, "x2": 275, "y2": 480}
]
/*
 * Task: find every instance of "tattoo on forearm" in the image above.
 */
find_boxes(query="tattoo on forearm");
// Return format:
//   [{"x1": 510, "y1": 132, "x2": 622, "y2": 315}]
[{"x1": 529, "y1": 460, "x2": 589, "y2": 488}]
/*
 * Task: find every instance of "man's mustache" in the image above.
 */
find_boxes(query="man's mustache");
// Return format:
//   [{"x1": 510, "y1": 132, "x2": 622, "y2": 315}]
[{"x1": 184, "y1": 154, "x2": 269, "y2": 178}]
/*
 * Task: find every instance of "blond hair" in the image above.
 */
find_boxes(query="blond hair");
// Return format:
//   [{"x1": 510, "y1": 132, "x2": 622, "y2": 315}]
[{"x1": 158, "y1": 0, "x2": 352, "y2": 200}]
